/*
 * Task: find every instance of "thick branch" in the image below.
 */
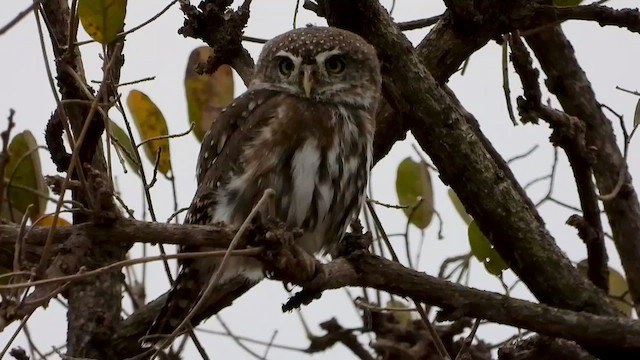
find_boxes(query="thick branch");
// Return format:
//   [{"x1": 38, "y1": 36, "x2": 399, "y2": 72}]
[
  {"x1": 372, "y1": 8, "x2": 498, "y2": 163},
  {"x1": 4, "y1": 219, "x2": 638, "y2": 358},
  {"x1": 524, "y1": 4, "x2": 640, "y2": 34},
  {"x1": 111, "y1": 250, "x2": 640, "y2": 358},
  {"x1": 0, "y1": 220, "x2": 239, "y2": 267},
  {"x1": 39, "y1": 1, "x2": 124, "y2": 358},
  {"x1": 510, "y1": 34, "x2": 608, "y2": 291},
  {"x1": 526, "y1": 27, "x2": 640, "y2": 309},
  {"x1": 318, "y1": 0, "x2": 618, "y2": 317}
]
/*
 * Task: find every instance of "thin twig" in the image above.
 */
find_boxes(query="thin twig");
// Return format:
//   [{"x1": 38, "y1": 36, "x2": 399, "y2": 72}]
[
  {"x1": 506, "y1": 144, "x2": 539, "y2": 165},
  {"x1": 502, "y1": 34, "x2": 518, "y2": 126},
  {"x1": 0, "y1": 0, "x2": 41, "y2": 36},
  {"x1": 0, "y1": 109, "x2": 17, "y2": 213},
  {"x1": 365, "y1": 201, "x2": 399, "y2": 262},
  {"x1": 413, "y1": 300, "x2": 451, "y2": 360},
  {"x1": 242, "y1": 35, "x2": 268, "y2": 44},
  {"x1": 216, "y1": 315, "x2": 265, "y2": 360},
  {"x1": 0, "y1": 313, "x2": 34, "y2": 359},
  {"x1": 0, "y1": 248, "x2": 261, "y2": 290},
  {"x1": 196, "y1": 328, "x2": 307, "y2": 353},
  {"x1": 354, "y1": 297, "x2": 418, "y2": 312},
  {"x1": 397, "y1": 14, "x2": 442, "y2": 31},
  {"x1": 136, "y1": 123, "x2": 194, "y2": 148}
]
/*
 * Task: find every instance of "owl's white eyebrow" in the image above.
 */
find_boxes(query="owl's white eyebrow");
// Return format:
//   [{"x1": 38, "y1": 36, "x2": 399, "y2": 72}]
[
  {"x1": 275, "y1": 50, "x2": 301, "y2": 63},
  {"x1": 315, "y1": 49, "x2": 342, "y2": 64}
]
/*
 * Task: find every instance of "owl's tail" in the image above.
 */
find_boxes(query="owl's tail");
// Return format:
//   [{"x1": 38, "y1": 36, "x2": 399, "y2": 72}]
[{"x1": 141, "y1": 266, "x2": 259, "y2": 349}]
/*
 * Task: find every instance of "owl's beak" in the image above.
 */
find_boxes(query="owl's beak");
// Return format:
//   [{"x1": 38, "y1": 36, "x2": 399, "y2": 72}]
[{"x1": 302, "y1": 66, "x2": 316, "y2": 97}]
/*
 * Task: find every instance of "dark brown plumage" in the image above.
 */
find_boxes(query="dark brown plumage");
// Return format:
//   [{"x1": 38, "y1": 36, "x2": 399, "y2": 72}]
[{"x1": 144, "y1": 26, "x2": 381, "y2": 347}]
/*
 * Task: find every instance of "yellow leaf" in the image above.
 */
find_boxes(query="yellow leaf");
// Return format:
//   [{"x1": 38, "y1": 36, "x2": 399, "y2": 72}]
[
  {"x1": 185, "y1": 47, "x2": 235, "y2": 141},
  {"x1": 78, "y1": 0, "x2": 127, "y2": 44},
  {"x1": 108, "y1": 120, "x2": 140, "y2": 176},
  {"x1": 386, "y1": 299, "x2": 412, "y2": 328},
  {"x1": 4, "y1": 131, "x2": 47, "y2": 223},
  {"x1": 38, "y1": 214, "x2": 72, "y2": 227},
  {"x1": 577, "y1": 260, "x2": 633, "y2": 317},
  {"x1": 126, "y1": 90, "x2": 172, "y2": 176}
]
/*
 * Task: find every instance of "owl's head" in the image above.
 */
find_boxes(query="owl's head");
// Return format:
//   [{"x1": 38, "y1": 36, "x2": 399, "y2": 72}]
[{"x1": 250, "y1": 27, "x2": 381, "y2": 110}]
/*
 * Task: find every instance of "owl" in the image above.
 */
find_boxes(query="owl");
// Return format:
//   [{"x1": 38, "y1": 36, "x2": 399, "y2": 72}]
[{"x1": 144, "y1": 26, "x2": 381, "y2": 346}]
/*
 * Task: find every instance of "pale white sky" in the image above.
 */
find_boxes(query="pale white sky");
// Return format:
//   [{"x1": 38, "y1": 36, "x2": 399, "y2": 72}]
[{"x1": 1, "y1": 1, "x2": 639, "y2": 359}]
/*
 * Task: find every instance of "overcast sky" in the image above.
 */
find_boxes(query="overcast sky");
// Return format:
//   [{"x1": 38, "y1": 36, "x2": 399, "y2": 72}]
[{"x1": 1, "y1": 1, "x2": 639, "y2": 359}]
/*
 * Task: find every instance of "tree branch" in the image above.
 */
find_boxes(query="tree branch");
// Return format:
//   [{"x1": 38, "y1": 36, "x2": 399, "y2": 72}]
[
  {"x1": 111, "y1": 249, "x2": 640, "y2": 358},
  {"x1": 317, "y1": 0, "x2": 618, "y2": 317},
  {"x1": 40, "y1": 0, "x2": 125, "y2": 357},
  {"x1": 0, "y1": 220, "x2": 240, "y2": 267},
  {"x1": 523, "y1": 4, "x2": 640, "y2": 34},
  {"x1": 509, "y1": 33, "x2": 608, "y2": 292},
  {"x1": 525, "y1": 26, "x2": 640, "y2": 311}
]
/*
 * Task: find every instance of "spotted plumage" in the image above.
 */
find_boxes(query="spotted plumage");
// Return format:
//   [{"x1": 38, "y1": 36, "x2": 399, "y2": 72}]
[{"x1": 144, "y1": 26, "x2": 381, "y2": 346}]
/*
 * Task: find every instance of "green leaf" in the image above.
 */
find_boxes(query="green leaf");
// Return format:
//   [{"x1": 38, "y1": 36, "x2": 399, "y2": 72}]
[
  {"x1": 108, "y1": 120, "x2": 140, "y2": 176},
  {"x1": 553, "y1": 0, "x2": 583, "y2": 6},
  {"x1": 3, "y1": 131, "x2": 47, "y2": 223},
  {"x1": 78, "y1": 0, "x2": 127, "y2": 44},
  {"x1": 126, "y1": 90, "x2": 172, "y2": 176},
  {"x1": 395, "y1": 157, "x2": 434, "y2": 229},
  {"x1": 576, "y1": 260, "x2": 633, "y2": 317},
  {"x1": 633, "y1": 98, "x2": 640, "y2": 128},
  {"x1": 468, "y1": 220, "x2": 508, "y2": 276},
  {"x1": 447, "y1": 189, "x2": 472, "y2": 225},
  {"x1": 185, "y1": 47, "x2": 235, "y2": 142}
]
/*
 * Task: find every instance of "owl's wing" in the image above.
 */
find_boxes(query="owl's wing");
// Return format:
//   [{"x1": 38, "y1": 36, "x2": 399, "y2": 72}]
[
  {"x1": 184, "y1": 88, "x2": 281, "y2": 226},
  {"x1": 144, "y1": 89, "x2": 283, "y2": 344}
]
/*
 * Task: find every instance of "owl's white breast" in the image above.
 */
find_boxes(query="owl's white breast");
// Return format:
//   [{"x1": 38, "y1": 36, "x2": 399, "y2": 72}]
[{"x1": 288, "y1": 139, "x2": 322, "y2": 226}]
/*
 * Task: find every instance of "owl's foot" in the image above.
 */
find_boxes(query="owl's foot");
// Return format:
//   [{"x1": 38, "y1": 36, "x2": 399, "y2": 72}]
[{"x1": 261, "y1": 225, "x2": 323, "y2": 284}]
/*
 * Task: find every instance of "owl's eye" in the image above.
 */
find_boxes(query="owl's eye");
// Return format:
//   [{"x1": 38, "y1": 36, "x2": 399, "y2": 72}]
[
  {"x1": 278, "y1": 58, "x2": 295, "y2": 76},
  {"x1": 325, "y1": 55, "x2": 345, "y2": 75}
]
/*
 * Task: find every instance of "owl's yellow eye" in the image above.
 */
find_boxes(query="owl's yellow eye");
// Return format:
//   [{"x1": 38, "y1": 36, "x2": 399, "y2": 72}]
[
  {"x1": 278, "y1": 58, "x2": 295, "y2": 76},
  {"x1": 325, "y1": 55, "x2": 345, "y2": 74}
]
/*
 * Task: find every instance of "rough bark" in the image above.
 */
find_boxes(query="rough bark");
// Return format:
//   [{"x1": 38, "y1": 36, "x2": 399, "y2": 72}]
[
  {"x1": 39, "y1": 1, "x2": 126, "y2": 357},
  {"x1": 526, "y1": 27, "x2": 640, "y2": 309},
  {"x1": 317, "y1": 0, "x2": 619, "y2": 317}
]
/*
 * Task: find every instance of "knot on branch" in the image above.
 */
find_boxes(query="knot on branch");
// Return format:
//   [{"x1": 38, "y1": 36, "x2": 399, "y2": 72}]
[
  {"x1": 445, "y1": 0, "x2": 483, "y2": 27},
  {"x1": 83, "y1": 165, "x2": 119, "y2": 225},
  {"x1": 44, "y1": 106, "x2": 106, "y2": 174},
  {"x1": 306, "y1": 318, "x2": 370, "y2": 356},
  {"x1": 45, "y1": 108, "x2": 72, "y2": 172},
  {"x1": 367, "y1": 306, "x2": 490, "y2": 360},
  {"x1": 179, "y1": 0, "x2": 251, "y2": 75}
]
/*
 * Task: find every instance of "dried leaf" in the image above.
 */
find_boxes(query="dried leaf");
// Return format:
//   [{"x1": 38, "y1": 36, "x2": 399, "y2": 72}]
[
  {"x1": 185, "y1": 47, "x2": 234, "y2": 141},
  {"x1": 395, "y1": 157, "x2": 434, "y2": 229},
  {"x1": 78, "y1": 0, "x2": 127, "y2": 44},
  {"x1": 126, "y1": 90, "x2": 172, "y2": 176}
]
